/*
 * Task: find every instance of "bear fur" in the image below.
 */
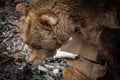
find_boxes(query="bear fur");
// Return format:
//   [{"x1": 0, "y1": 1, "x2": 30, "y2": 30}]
[{"x1": 16, "y1": 0, "x2": 120, "y2": 80}]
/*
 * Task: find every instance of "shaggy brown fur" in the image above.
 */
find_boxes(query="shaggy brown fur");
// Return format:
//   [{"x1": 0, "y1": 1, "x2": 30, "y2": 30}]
[
  {"x1": 16, "y1": 0, "x2": 120, "y2": 80},
  {"x1": 62, "y1": 63, "x2": 92, "y2": 80},
  {"x1": 60, "y1": 34, "x2": 106, "y2": 80}
]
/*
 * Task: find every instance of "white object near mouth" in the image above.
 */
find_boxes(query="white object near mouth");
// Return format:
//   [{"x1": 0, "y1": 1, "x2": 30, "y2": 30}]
[{"x1": 54, "y1": 49, "x2": 78, "y2": 59}]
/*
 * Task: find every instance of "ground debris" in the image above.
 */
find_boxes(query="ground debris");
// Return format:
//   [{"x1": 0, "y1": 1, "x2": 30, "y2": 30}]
[
  {"x1": 17, "y1": 58, "x2": 68, "y2": 80},
  {"x1": 0, "y1": 55, "x2": 69, "y2": 80}
]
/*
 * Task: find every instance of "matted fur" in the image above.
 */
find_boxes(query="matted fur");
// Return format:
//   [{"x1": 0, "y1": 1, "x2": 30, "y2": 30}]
[{"x1": 16, "y1": 0, "x2": 120, "y2": 80}]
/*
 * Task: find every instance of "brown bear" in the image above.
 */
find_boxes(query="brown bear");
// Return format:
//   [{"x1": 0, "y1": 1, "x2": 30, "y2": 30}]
[{"x1": 16, "y1": 0, "x2": 120, "y2": 80}]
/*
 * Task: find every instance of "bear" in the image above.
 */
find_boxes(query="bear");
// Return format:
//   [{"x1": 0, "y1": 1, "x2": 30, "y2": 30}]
[{"x1": 16, "y1": 0, "x2": 120, "y2": 80}]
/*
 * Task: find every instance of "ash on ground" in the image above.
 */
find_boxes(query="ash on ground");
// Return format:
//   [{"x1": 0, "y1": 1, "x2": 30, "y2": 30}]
[
  {"x1": 0, "y1": 0, "x2": 69, "y2": 80},
  {"x1": 18, "y1": 58, "x2": 69, "y2": 80}
]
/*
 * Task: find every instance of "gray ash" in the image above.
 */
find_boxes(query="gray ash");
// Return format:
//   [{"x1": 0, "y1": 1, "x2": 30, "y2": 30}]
[
  {"x1": 0, "y1": 0, "x2": 27, "y2": 54},
  {"x1": 0, "y1": 23, "x2": 24, "y2": 54},
  {"x1": 0, "y1": 58, "x2": 69, "y2": 80},
  {"x1": 0, "y1": 9, "x2": 20, "y2": 23},
  {"x1": 18, "y1": 58, "x2": 69, "y2": 80}
]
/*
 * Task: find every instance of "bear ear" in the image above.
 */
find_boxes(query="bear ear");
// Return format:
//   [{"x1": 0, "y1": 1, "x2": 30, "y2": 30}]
[
  {"x1": 39, "y1": 12, "x2": 59, "y2": 26},
  {"x1": 16, "y1": 2, "x2": 31, "y2": 16}
]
